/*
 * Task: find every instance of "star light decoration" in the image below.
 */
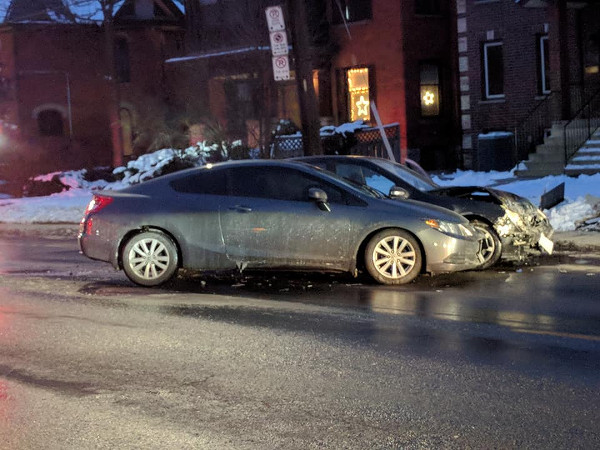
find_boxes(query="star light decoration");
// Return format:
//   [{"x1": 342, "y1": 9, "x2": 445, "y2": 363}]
[
  {"x1": 422, "y1": 90, "x2": 436, "y2": 106},
  {"x1": 355, "y1": 95, "x2": 370, "y2": 117}
]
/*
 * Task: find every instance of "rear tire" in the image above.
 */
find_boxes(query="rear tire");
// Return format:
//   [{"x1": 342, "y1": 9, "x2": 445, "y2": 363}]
[
  {"x1": 122, "y1": 231, "x2": 179, "y2": 286},
  {"x1": 364, "y1": 229, "x2": 422, "y2": 285},
  {"x1": 471, "y1": 220, "x2": 502, "y2": 270}
]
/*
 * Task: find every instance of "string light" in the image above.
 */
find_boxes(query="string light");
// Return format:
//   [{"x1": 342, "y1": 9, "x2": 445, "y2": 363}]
[{"x1": 348, "y1": 68, "x2": 370, "y2": 121}]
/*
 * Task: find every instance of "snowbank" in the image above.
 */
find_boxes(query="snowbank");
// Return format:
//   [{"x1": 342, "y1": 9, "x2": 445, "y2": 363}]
[{"x1": 1, "y1": 150, "x2": 599, "y2": 230}]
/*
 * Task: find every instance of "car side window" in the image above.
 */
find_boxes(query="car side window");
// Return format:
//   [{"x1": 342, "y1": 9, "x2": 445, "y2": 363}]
[
  {"x1": 226, "y1": 166, "x2": 347, "y2": 204},
  {"x1": 169, "y1": 169, "x2": 227, "y2": 195}
]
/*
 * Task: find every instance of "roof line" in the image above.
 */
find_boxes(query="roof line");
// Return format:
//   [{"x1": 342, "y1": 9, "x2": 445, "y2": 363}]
[{"x1": 165, "y1": 46, "x2": 273, "y2": 63}]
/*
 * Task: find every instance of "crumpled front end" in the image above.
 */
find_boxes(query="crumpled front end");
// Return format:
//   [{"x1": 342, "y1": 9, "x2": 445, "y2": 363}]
[{"x1": 490, "y1": 189, "x2": 554, "y2": 258}]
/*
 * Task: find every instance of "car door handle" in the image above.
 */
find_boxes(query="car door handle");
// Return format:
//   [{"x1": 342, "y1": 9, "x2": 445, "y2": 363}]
[{"x1": 229, "y1": 205, "x2": 252, "y2": 213}]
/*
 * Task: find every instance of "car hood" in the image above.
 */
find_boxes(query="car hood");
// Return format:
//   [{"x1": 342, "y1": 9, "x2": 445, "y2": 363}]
[{"x1": 377, "y1": 197, "x2": 470, "y2": 224}]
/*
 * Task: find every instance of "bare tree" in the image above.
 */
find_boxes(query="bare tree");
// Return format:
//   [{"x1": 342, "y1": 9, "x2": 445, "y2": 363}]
[{"x1": 66, "y1": 0, "x2": 124, "y2": 167}]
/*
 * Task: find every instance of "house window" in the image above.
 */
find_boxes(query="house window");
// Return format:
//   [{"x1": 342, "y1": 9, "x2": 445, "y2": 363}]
[
  {"x1": 115, "y1": 37, "x2": 131, "y2": 83},
  {"x1": 420, "y1": 63, "x2": 441, "y2": 116},
  {"x1": 331, "y1": 0, "x2": 372, "y2": 24},
  {"x1": 415, "y1": 0, "x2": 441, "y2": 15},
  {"x1": 538, "y1": 35, "x2": 551, "y2": 94},
  {"x1": 37, "y1": 110, "x2": 64, "y2": 136},
  {"x1": 346, "y1": 67, "x2": 371, "y2": 122},
  {"x1": 482, "y1": 41, "x2": 504, "y2": 99}
]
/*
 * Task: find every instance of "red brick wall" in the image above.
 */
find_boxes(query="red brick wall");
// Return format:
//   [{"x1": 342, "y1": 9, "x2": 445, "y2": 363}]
[
  {"x1": 330, "y1": 0, "x2": 458, "y2": 168},
  {"x1": 0, "y1": 23, "x2": 184, "y2": 175}
]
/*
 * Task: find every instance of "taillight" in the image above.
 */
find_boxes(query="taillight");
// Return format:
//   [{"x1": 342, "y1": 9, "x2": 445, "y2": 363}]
[{"x1": 84, "y1": 195, "x2": 113, "y2": 215}]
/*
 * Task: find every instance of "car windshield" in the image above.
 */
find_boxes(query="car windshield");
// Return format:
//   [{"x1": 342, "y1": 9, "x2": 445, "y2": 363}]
[{"x1": 371, "y1": 159, "x2": 439, "y2": 192}]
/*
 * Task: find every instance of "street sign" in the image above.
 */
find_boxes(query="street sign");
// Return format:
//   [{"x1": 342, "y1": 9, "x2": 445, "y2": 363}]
[
  {"x1": 265, "y1": 6, "x2": 285, "y2": 32},
  {"x1": 272, "y1": 55, "x2": 290, "y2": 81},
  {"x1": 269, "y1": 30, "x2": 288, "y2": 56}
]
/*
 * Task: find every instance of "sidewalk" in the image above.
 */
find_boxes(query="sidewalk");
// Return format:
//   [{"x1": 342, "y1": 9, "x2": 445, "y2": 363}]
[
  {"x1": 0, "y1": 223, "x2": 598, "y2": 253},
  {"x1": 552, "y1": 230, "x2": 600, "y2": 252}
]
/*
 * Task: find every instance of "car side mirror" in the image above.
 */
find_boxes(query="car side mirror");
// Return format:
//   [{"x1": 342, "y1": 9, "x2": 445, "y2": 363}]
[
  {"x1": 308, "y1": 187, "x2": 331, "y2": 212},
  {"x1": 389, "y1": 186, "x2": 410, "y2": 199}
]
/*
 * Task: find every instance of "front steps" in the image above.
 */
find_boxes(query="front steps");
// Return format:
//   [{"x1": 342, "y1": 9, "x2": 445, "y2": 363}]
[
  {"x1": 516, "y1": 120, "x2": 600, "y2": 177},
  {"x1": 565, "y1": 134, "x2": 600, "y2": 176}
]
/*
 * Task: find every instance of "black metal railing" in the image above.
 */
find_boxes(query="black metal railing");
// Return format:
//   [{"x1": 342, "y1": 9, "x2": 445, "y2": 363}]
[
  {"x1": 513, "y1": 92, "x2": 558, "y2": 162},
  {"x1": 563, "y1": 87, "x2": 600, "y2": 163},
  {"x1": 271, "y1": 124, "x2": 401, "y2": 161}
]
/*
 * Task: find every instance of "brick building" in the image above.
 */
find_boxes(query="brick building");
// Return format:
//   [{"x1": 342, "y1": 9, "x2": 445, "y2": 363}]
[
  {"x1": 177, "y1": 0, "x2": 461, "y2": 169},
  {"x1": 329, "y1": 0, "x2": 459, "y2": 168},
  {"x1": 455, "y1": 0, "x2": 600, "y2": 171},
  {"x1": 0, "y1": 0, "x2": 184, "y2": 177}
]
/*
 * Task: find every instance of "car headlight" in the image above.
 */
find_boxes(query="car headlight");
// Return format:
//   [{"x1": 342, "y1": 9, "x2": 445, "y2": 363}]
[{"x1": 425, "y1": 219, "x2": 474, "y2": 237}]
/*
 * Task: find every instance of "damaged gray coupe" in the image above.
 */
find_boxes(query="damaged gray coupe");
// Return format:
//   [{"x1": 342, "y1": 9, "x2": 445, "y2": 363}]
[
  {"x1": 294, "y1": 155, "x2": 554, "y2": 269},
  {"x1": 79, "y1": 160, "x2": 484, "y2": 286}
]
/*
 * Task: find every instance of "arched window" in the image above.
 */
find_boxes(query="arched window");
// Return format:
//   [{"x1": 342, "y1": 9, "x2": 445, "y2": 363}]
[
  {"x1": 115, "y1": 37, "x2": 131, "y2": 83},
  {"x1": 38, "y1": 110, "x2": 64, "y2": 136}
]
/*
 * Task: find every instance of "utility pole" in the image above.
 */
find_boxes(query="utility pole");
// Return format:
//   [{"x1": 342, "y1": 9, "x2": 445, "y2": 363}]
[{"x1": 287, "y1": 0, "x2": 322, "y2": 155}]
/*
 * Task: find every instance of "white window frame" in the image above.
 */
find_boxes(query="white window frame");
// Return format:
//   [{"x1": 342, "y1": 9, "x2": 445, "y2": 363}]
[
  {"x1": 539, "y1": 35, "x2": 551, "y2": 94},
  {"x1": 483, "y1": 41, "x2": 504, "y2": 100}
]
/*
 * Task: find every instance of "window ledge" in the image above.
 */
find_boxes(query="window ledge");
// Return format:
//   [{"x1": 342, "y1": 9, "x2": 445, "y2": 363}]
[{"x1": 479, "y1": 98, "x2": 505, "y2": 104}]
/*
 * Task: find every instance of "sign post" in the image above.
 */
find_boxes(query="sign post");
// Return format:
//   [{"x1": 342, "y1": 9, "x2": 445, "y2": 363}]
[{"x1": 265, "y1": 6, "x2": 290, "y2": 81}]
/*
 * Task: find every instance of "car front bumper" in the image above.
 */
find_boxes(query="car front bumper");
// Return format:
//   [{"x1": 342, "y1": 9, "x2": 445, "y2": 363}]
[{"x1": 419, "y1": 229, "x2": 483, "y2": 274}]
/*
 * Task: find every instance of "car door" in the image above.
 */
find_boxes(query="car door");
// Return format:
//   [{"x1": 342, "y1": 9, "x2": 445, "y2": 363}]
[
  {"x1": 167, "y1": 169, "x2": 233, "y2": 270},
  {"x1": 218, "y1": 166, "x2": 360, "y2": 270}
]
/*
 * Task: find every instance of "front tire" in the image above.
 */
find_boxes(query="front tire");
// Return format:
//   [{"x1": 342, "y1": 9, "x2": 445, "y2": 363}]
[
  {"x1": 471, "y1": 220, "x2": 502, "y2": 270},
  {"x1": 364, "y1": 229, "x2": 422, "y2": 285},
  {"x1": 122, "y1": 231, "x2": 179, "y2": 286}
]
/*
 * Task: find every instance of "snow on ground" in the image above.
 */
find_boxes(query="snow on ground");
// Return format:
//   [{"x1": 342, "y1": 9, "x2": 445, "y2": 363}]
[{"x1": 0, "y1": 148, "x2": 599, "y2": 231}]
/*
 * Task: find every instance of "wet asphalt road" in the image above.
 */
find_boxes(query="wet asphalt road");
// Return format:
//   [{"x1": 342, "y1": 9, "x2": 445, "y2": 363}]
[{"x1": 0, "y1": 229, "x2": 599, "y2": 449}]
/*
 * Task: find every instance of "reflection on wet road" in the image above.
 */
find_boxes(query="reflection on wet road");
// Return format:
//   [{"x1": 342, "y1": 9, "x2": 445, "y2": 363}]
[{"x1": 1, "y1": 234, "x2": 600, "y2": 448}]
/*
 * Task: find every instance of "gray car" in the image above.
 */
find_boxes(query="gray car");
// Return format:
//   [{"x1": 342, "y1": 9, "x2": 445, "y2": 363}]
[{"x1": 79, "y1": 160, "x2": 483, "y2": 286}]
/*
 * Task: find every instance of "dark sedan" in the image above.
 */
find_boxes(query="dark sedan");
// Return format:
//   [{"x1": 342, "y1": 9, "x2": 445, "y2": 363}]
[
  {"x1": 79, "y1": 160, "x2": 483, "y2": 286},
  {"x1": 294, "y1": 155, "x2": 554, "y2": 268}
]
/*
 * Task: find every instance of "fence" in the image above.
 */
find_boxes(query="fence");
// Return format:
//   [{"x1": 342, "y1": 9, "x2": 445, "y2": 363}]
[
  {"x1": 513, "y1": 92, "x2": 558, "y2": 162},
  {"x1": 271, "y1": 124, "x2": 401, "y2": 161}
]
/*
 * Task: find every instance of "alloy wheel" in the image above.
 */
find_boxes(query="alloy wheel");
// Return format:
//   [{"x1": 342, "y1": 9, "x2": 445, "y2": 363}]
[
  {"x1": 372, "y1": 235, "x2": 417, "y2": 279},
  {"x1": 127, "y1": 238, "x2": 171, "y2": 281}
]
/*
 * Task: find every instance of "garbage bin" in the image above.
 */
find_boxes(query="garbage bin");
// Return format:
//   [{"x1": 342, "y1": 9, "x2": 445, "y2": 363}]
[{"x1": 477, "y1": 132, "x2": 515, "y2": 171}]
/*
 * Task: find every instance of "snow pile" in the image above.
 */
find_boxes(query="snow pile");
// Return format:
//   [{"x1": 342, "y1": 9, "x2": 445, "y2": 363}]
[
  {"x1": 0, "y1": 189, "x2": 92, "y2": 223},
  {"x1": 547, "y1": 195, "x2": 600, "y2": 232},
  {"x1": 0, "y1": 150, "x2": 599, "y2": 229}
]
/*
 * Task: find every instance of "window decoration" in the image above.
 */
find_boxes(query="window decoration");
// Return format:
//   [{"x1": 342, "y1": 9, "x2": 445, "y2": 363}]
[
  {"x1": 420, "y1": 63, "x2": 440, "y2": 116},
  {"x1": 347, "y1": 67, "x2": 371, "y2": 122}
]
